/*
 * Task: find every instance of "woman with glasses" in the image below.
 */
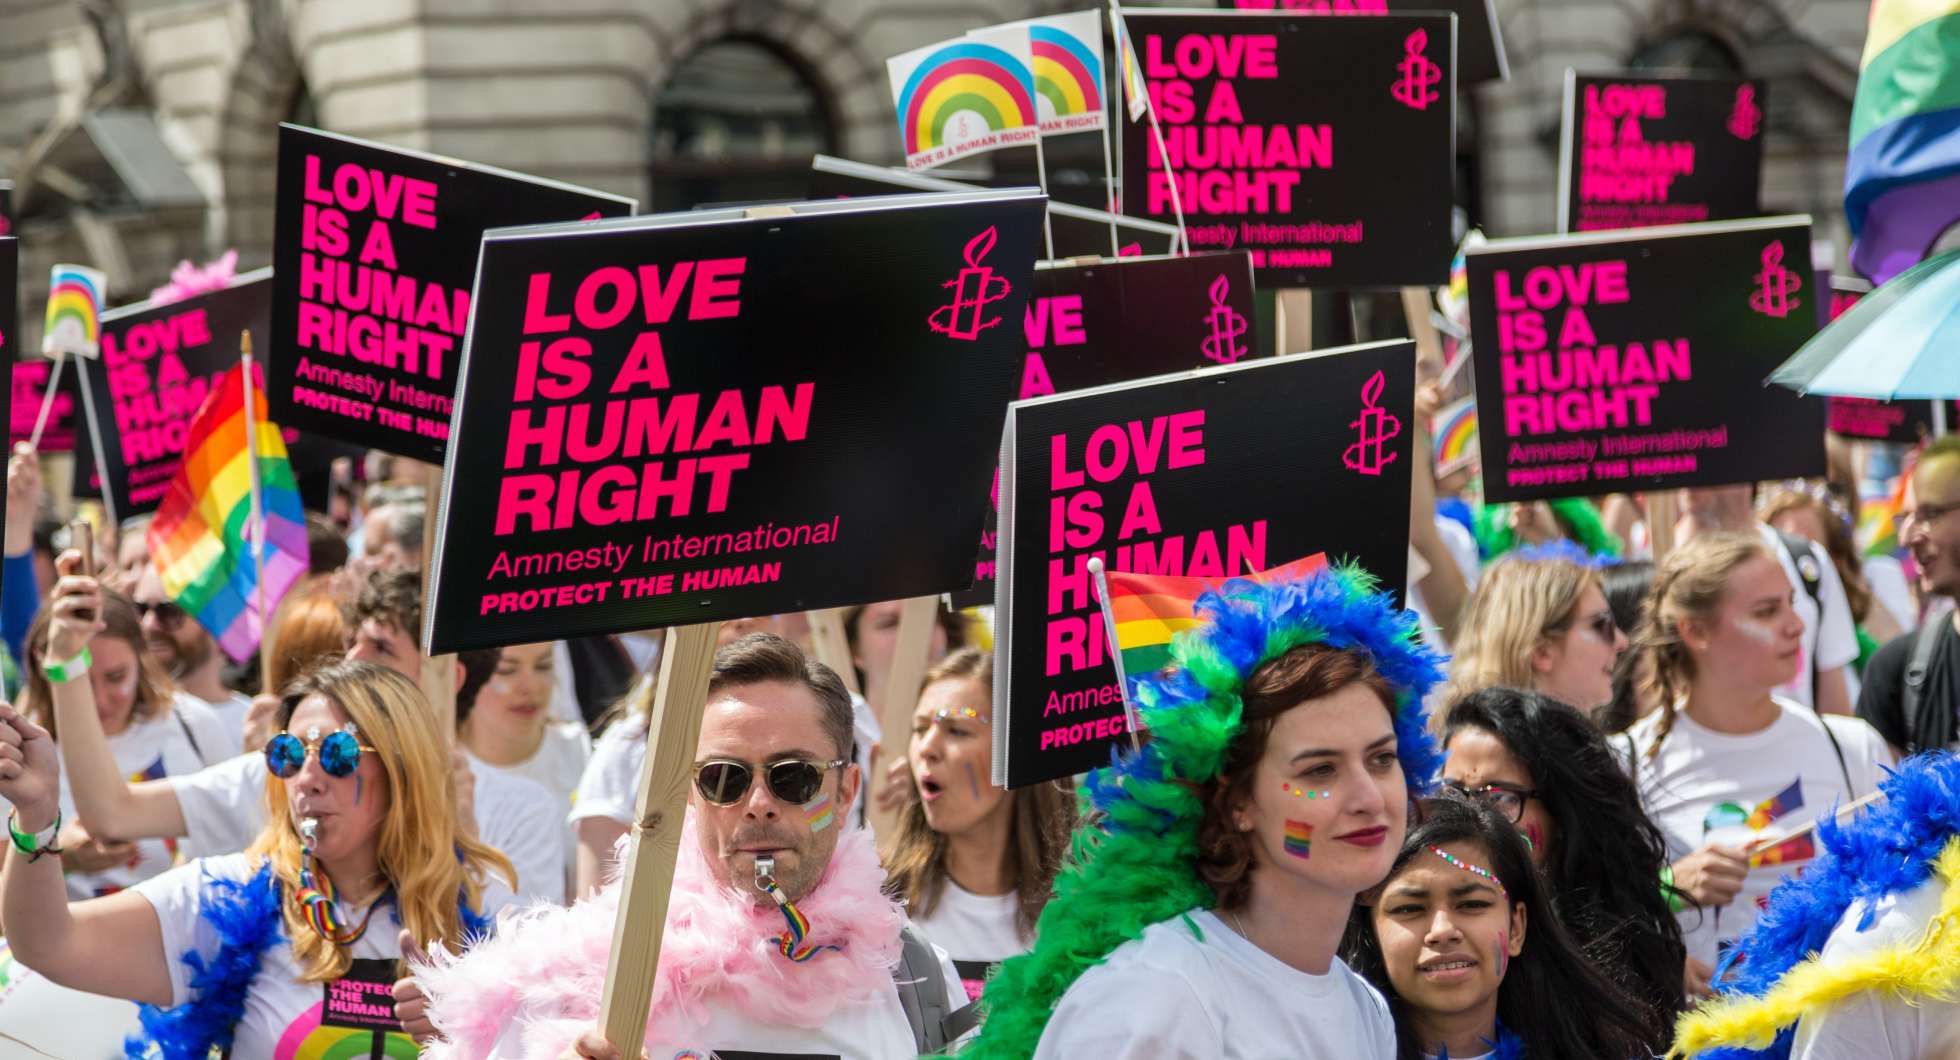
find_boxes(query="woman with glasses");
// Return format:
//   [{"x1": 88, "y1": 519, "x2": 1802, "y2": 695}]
[
  {"x1": 1447, "y1": 549, "x2": 1627, "y2": 717},
  {"x1": 0, "y1": 557, "x2": 230, "y2": 900},
  {"x1": 1440, "y1": 687, "x2": 1685, "y2": 1052},
  {"x1": 881, "y1": 648, "x2": 1072, "y2": 1002},
  {"x1": 1620, "y1": 533, "x2": 1891, "y2": 999},
  {"x1": 1342, "y1": 795, "x2": 1653, "y2": 1060},
  {"x1": 0, "y1": 571, "x2": 512, "y2": 1059}
]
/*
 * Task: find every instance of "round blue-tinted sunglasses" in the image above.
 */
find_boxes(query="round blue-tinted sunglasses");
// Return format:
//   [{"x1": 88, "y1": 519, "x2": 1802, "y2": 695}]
[{"x1": 265, "y1": 728, "x2": 376, "y2": 779}]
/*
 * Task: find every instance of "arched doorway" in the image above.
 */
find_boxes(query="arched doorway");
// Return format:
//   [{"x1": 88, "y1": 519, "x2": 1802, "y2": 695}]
[{"x1": 648, "y1": 37, "x2": 838, "y2": 212}]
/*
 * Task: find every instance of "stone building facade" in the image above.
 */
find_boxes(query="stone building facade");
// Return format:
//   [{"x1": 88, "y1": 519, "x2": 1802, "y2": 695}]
[{"x1": 1, "y1": 0, "x2": 1870, "y2": 317}]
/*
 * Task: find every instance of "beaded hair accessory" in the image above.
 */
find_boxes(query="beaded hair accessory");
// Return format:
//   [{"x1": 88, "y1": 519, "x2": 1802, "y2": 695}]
[{"x1": 1428, "y1": 845, "x2": 1507, "y2": 895}]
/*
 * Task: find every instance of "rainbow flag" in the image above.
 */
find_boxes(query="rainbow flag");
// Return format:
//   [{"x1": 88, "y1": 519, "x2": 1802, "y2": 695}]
[
  {"x1": 1845, "y1": 1, "x2": 1960, "y2": 283},
  {"x1": 1102, "y1": 553, "x2": 1327, "y2": 678},
  {"x1": 42, "y1": 264, "x2": 105, "y2": 358},
  {"x1": 1751, "y1": 831, "x2": 1817, "y2": 869},
  {"x1": 147, "y1": 362, "x2": 309, "y2": 662},
  {"x1": 1013, "y1": 12, "x2": 1105, "y2": 136},
  {"x1": 1432, "y1": 397, "x2": 1479, "y2": 476},
  {"x1": 1110, "y1": 7, "x2": 1150, "y2": 123},
  {"x1": 888, "y1": 27, "x2": 1040, "y2": 171},
  {"x1": 1859, "y1": 470, "x2": 1910, "y2": 558},
  {"x1": 1744, "y1": 778, "x2": 1805, "y2": 832}
]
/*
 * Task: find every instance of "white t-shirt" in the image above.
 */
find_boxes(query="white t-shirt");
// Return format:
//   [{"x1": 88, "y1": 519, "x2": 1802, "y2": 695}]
[
  {"x1": 1790, "y1": 874, "x2": 1960, "y2": 1059},
  {"x1": 0, "y1": 698, "x2": 229, "y2": 899},
  {"x1": 185, "y1": 689, "x2": 252, "y2": 752},
  {"x1": 0, "y1": 938, "x2": 144, "y2": 1058},
  {"x1": 1863, "y1": 556, "x2": 1917, "y2": 633},
  {"x1": 911, "y1": 880, "x2": 1029, "y2": 1001},
  {"x1": 472, "y1": 722, "x2": 590, "y2": 809},
  {"x1": 1760, "y1": 523, "x2": 1860, "y2": 708},
  {"x1": 1033, "y1": 909, "x2": 1395, "y2": 1059},
  {"x1": 170, "y1": 752, "x2": 568, "y2": 905},
  {"x1": 135, "y1": 853, "x2": 511, "y2": 1059},
  {"x1": 1626, "y1": 697, "x2": 1892, "y2": 965}
]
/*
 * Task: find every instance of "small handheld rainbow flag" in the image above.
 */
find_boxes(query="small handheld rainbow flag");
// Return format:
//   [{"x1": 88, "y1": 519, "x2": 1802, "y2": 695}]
[
  {"x1": 1845, "y1": 1, "x2": 1960, "y2": 283},
  {"x1": 147, "y1": 359, "x2": 309, "y2": 662},
  {"x1": 1110, "y1": 6, "x2": 1151, "y2": 123},
  {"x1": 1101, "y1": 552, "x2": 1328, "y2": 679},
  {"x1": 1012, "y1": 12, "x2": 1106, "y2": 136},
  {"x1": 888, "y1": 27, "x2": 1041, "y2": 171},
  {"x1": 1432, "y1": 397, "x2": 1479, "y2": 476},
  {"x1": 41, "y1": 264, "x2": 105, "y2": 359}
]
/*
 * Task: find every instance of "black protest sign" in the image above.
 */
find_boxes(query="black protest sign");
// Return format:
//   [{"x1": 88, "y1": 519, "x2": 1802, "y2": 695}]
[
  {"x1": 1558, "y1": 71, "x2": 1766, "y2": 234},
  {"x1": 268, "y1": 125, "x2": 636, "y2": 463},
  {"x1": 425, "y1": 190, "x2": 1045, "y2": 653},
  {"x1": 994, "y1": 340, "x2": 1414, "y2": 788},
  {"x1": 954, "y1": 250, "x2": 1258, "y2": 607},
  {"x1": 1122, "y1": 11, "x2": 1455, "y2": 288},
  {"x1": 78, "y1": 272, "x2": 272, "y2": 523},
  {"x1": 1220, "y1": 0, "x2": 1506, "y2": 85},
  {"x1": 1468, "y1": 217, "x2": 1825, "y2": 503},
  {"x1": 9, "y1": 362, "x2": 80, "y2": 452}
]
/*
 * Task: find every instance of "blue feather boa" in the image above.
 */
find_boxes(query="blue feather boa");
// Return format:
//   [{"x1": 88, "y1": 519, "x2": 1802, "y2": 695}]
[
  {"x1": 124, "y1": 857, "x2": 496, "y2": 1059},
  {"x1": 1695, "y1": 751, "x2": 1960, "y2": 1060},
  {"x1": 1436, "y1": 1020, "x2": 1527, "y2": 1059}
]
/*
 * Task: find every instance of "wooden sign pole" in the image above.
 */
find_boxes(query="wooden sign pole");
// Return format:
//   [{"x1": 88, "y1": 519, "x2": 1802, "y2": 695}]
[
  {"x1": 1400, "y1": 287, "x2": 1444, "y2": 370},
  {"x1": 1647, "y1": 490, "x2": 1678, "y2": 563},
  {"x1": 416, "y1": 457, "x2": 457, "y2": 740},
  {"x1": 866, "y1": 595, "x2": 940, "y2": 840},
  {"x1": 597, "y1": 619, "x2": 723, "y2": 1057},
  {"x1": 803, "y1": 608, "x2": 862, "y2": 698},
  {"x1": 1275, "y1": 289, "x2": 1313, "y2": 356}
]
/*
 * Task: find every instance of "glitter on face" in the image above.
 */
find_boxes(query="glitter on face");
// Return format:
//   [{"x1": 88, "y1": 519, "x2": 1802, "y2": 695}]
[
  {"x1": 1280, "y1": 782, "x2": 1329, "y2": 799},
  {"x1": 932, "y1": 706, "x2": 989, "y2": 725},
  {"x1": 1283, "y1": 820, "x2": 1313, "y2": 859},
  {"x1": 1428, "y1": 846, "x2": 1506, "y2": 895}
]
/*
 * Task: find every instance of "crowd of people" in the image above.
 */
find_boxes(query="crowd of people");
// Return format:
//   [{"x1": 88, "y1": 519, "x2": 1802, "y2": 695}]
[{"x1": 0, "y1": 414, "x2": 1956, "y2": 1059}]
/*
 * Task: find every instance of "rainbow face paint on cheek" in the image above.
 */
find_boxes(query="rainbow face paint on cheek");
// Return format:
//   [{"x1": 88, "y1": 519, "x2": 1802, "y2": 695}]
[
  {"x1": 964, "y1": 762, "x2": 981, "y2": 801},
  {"x1": 1282, "y1": 820, "x2": 1313, "y2": 859},
  {"x1": 805, "y1": 793, "x2": 834, "y2": 833}
]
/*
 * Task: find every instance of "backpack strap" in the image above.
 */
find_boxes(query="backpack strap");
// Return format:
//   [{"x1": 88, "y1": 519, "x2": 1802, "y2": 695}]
[
  {"x1": 1774, "y1": 530, "x2": 1828, "y2": 705},
  {"x1": 1903, "y1": 616, "x2": 1947, "y2": 751},
  {"x1": 891, "y1": 923, "x2": 974, "y2": 1052}
]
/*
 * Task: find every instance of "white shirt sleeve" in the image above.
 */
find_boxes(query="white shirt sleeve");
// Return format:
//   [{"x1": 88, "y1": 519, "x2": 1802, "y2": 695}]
[
  {"x1": 169, "y1": 752, "x2": 268, "y2": 856},
  {"x1": 1810, "y1": 553, "x2": 1861, "y2": 672},
  {"x1": 171, "y1": 696, "x2": 239, "y2": 768},
  {"x1": 568, "y1": 721, "x2": 645, "y2": 827},
  {"x1": 130, "y1": 855, "x2": 251, "y2": 1009},
  {"x1": 473, "y1": 766, "x2": 569, "y2": 905},
  {"x1": 1863, "y1": 557, "x2": 1917, "y2": 632},
  {"x1": 1032, "y1": 964, "x2": 1218, "y2": 1059}
]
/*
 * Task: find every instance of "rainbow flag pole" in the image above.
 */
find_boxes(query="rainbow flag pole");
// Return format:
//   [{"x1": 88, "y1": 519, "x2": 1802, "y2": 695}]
[
  {"x1": 1086, "y1": 556, "x2": 1144, "y2": 752},
  {"x1": 238, "y1": 330, "x2": 270, "y2": 670}
]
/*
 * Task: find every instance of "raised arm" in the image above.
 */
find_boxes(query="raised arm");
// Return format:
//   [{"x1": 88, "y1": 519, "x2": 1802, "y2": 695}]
[
  {"x1": 0, "y1": 700, "x2": 173, "y2": 1007},
  {"x1": 41, "y1": 552, "x2": 189, "y2": 841}
]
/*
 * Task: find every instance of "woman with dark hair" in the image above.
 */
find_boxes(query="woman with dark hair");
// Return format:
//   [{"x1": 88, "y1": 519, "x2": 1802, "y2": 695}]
[
  {"x1": 1343, "y1": 796, "x2": 1653, "y2": 1059},
  {"x1": 1440, "y1": 687, "x2": 1685, "y2": 1051},
  {"x1": 1597, "y1": 561, "x2": 1656, "y2": 731},
  {"x1": 881, "y1": 648, "x2": 1072, "y2": 1002},
  {"x1": 963, "y1": 565, "x2": 1445, "y2": 1059}
]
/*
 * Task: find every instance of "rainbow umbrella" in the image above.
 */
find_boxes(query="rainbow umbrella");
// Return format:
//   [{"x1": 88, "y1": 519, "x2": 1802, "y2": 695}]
[{"x1": 1766, "y1": 249, "x2": 1960, "y2": 402}]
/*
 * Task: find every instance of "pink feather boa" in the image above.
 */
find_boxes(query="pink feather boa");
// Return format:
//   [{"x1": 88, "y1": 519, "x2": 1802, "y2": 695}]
[
  {"x1": 149, "y1": 251, "x2": 238, "y2": 305},
  {"x1": 412, "y1": 812, "x2": 906, "y2": 1059}
]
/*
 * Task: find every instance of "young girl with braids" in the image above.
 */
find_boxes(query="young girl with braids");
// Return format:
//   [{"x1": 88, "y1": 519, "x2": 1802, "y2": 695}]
[
  {"x1": 1617, "y1": 533, "x2": 1890, "y2": 997},
  {"x1": 0, "y1": 555, "x2": 511, "y2": 1058},
  {"x1": 1343, "y1": 795, "x2": 1653, "y2": 1059}
]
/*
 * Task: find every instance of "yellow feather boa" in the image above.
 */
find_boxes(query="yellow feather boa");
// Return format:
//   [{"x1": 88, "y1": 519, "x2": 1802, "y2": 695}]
[{"x1": 1670, "y1": 837, "x2": 1960, "y2": 1057}]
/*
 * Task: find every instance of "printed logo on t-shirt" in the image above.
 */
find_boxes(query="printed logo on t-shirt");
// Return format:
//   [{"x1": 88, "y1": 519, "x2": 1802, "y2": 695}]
[
  {"x1": 1702, "y1": 777, "x2": 1815, "y2": 867},
  {"x1": 952, "y1": 958, "x2": 996, "y2": 1003},
  {"x1": 275, "y1": 958, "x2": 416, "y2": 1059}
]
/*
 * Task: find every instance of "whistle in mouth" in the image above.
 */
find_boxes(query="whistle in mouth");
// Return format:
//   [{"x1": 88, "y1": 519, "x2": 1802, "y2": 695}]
[
  {"x1": 299, "y1": 817, "x2": 319, "y2": 848},
  {"x1": 754, "y1": 855, "x2": 776, "y2": 891}
]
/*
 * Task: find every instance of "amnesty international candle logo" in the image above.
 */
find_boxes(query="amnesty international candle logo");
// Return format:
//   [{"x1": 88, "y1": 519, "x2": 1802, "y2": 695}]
[
  {"x1": 1344, "y1": 370, "x2": 1402, "y2": 475},
  {"x1": 1728, "y1": 84, "x2": 1762, "y2": 140},
  {"x1": 1200, "y1": 274, "x2": 1249, "y2": 364},
  {"x1": 1749, "y1": 242, "x2": 1801, "y2": 319},
  {"x1": 929, "y1": 227, "x2": 1011, "y2": 341},
  {"x1": 1390, "y1": 29, "x2": 1442, "y2": 111}
]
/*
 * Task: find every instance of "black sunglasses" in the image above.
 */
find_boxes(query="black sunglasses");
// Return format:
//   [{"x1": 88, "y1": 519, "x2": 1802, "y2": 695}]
[
  {"x1": 137, "y1": 600, "x2": 188, "y2": 629},
  {"x1": 1444, "y1": 780, "x2": 1538, "y2": 823},
  {"x1": 693, "y1": 757, "x2": 845, "y2": 806}
]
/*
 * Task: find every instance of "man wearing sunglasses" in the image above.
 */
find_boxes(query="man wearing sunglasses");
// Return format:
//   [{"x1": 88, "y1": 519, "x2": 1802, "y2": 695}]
[
  {"x1": 402, "y1": 633, "x2": 971, "y2": 1058},
  {"x1": 1860, "y1": 435, "x2": 1960, "y2": 755},
  {"x1": 133, "y1": 565, "x2": 251, "y2": 745}
]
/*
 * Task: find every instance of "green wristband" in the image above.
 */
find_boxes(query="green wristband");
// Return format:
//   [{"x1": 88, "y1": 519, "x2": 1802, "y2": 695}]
[
  {"x1": 42, "y1": 644, "x2": 91, "y2": 684},
  {"x1": 7, "y1": 807, "x2": 61, "y2": 859},
  {"x1": 1660, "y1": 864, "x2": 1687, "y2": 913}
]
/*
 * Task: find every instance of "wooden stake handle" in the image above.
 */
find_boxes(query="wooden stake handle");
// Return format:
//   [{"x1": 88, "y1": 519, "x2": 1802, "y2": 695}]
[
  {"x1": 418, "y1": 458, "x2": 457, "y2": 740},
  {"x1": 866, "y1": 596, "x2": 940, "y2": 840},
  {"x1": 1400, "y1": 287, "x2": 1444, "y2": 370},
  {"x1": 804, "y1": 608, "x2": 861, "y2": 697},
  {"x1": 1647, "y1": 491, "x2": 1678, "y2": 563},
  {"x1": 1275, "y1": 289, "x2": 1313, "y2": 356},
  {"x1": 597, "y1": 620, "x2": 722, "y2": 1057}
]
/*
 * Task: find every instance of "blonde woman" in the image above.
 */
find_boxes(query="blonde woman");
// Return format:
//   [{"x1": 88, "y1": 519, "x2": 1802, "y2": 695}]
[
  {"x1": 1618, "y1": 533, "x2": 1891, "y2": 996},
  {"x1": 882, "y1": 649, "x2": 1072, "y2": 1001},
  {"x1": 1446, "y1": 550, "x2": 1627, "y2": 715},
  {"x1": 0, "y1": 568, "x2": 511, "y2": 1059}
]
